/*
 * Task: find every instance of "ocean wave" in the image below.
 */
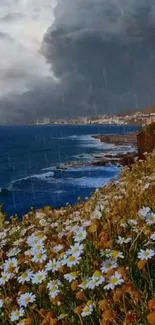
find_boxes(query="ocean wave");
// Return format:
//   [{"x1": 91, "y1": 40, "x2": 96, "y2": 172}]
[
  {"x1": 62, "y1": 165, "x2": 121, "y2": 173},
  {"x1": 6, "y1": 171, "x2": 55, "y2": 189},
  {"x1": 31, "y1": 171, "x2": 55, "y2": 180},
  {"x1": 64, "y1": 175, "x2": 119, "y2": 188},
  {"x1": 54, "y1": 190, "x2": 67, "y2": 195},
  {"x1": 50, "y1": 137, "x2": 67, "y2": 140}
]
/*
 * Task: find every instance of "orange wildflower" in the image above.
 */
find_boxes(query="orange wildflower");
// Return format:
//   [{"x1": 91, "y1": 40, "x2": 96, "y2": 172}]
[
  {"x1": 74, "y1": 306, "x2": 82, "y2": 315},
  {"x1": 76, "y1": 291, "x2": 86, "y2": 300},
  {"x1": 25, "y1": 318, "x2": 34, "y2": 325},
  {"x1": 98, "y1": 300, "x2": 109, "y2": 311},
  {"x1": 137, "y1": 259, "x2": 147, "y2": 270},
  {"x1": 101, "y1": 309, "x2": 115, "y2": 325},
  {"x1": 124, "y1": 311, "x2": 139, "y2": 324},
  {"x1": 148, "y1": 299, "x2": 155, "y2": 312},
  {"x1": 147, "y1": 312, "x2": 155, "y2": 325},
  {"x1": 71, "y1": 280, "x2": 79, "y2": 291}
]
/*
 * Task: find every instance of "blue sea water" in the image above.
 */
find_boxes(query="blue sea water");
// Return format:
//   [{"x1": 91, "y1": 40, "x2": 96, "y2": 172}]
[{"x1": 0, "y1": 124, "x2": 140, "y2": 217}]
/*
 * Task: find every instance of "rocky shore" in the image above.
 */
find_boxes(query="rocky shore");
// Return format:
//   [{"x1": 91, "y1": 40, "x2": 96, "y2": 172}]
[
  {"x1": 92, "y1": 131, "x2": 138, "y2": 146},
  {"x1": 55, "y1": 131, "x2": 138, "y2": 171}
]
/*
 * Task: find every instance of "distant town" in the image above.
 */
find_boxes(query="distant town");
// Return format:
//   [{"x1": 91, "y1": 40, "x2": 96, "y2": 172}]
[{"x1": 30, "y1": 111, "x2": 155, "y2": 126}]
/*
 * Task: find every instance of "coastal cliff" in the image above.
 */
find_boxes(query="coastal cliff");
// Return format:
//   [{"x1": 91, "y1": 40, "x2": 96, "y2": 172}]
[{"x1": 137, "y1": 122, "x2": 155, "y2": 157}]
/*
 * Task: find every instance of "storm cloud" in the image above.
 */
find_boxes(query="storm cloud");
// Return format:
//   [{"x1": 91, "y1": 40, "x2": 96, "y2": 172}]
[{"x1": 1, "y1": 0, "x2": 155, "y2": 122}]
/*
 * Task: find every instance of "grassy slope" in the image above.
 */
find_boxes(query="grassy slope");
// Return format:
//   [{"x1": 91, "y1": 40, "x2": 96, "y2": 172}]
[{"x1": 1, "y1": 153, "x2": 155, "y2": 324}]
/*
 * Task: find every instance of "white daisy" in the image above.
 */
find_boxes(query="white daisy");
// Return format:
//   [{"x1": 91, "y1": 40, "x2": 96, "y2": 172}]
[
  {"x1": 18, "y1": 292, "x2": 36, "y2": 308},
  {"x1": 74, "y1": 227, "x2": 87, "y2": 242},
  {"x1": 18, "y1": 270, "x2": 33, "y2": 284},
  {"x1": 27, "y1": 234, "x2": 46, "y2": 247},
  {"x1": 138, "y1": 249, "x2": 155, "y2": 260},
  {"x1": 32, "y1": 250, "x2": 47, "y2": 263},
  {"x1": 104, "y1": 272, "x2": 124, "y2": 290},
  {"x1": 53, "y1": 245, "x2": 64, "y2": 253},
  {"x1": 101, "y1": 259, "x2": 117, "y2": 273},
  {"x1": 0, "y1": 271, "x2": 12, "y2": 285},
  {"x1": 10, "y1": 308, "x2": 25, "y2": 322},
  {"x1": 66, "y1": 243, "x2": 84, "y2": 257},
  {"x1": 61, "y1": 255, "x2": 81, "y2": 267},
  {"x1": 87, "y1": 271, "x2": 105, "y2": 289},
  {"x1": 112, "y1": 250, "x2": 124, "y2": 260},
  {"x1": 47, "y1": 280, "x2": 61, "y2": 299},
  {"x1": 64, "y1": 271, "x2": 78, "y2": 282},
  {"x1": 3, "y1": 257, "x2": 18, "y2": 273},
  {"x1": 46, "y1": 259, "x2": 61, "y2": 272},
  {"x1": 32, "y1": 270, "x2": 47, "y2": 284},
  {"x1": 100, "y1": 249, "x2": 112, "y2": 258},
  {"x1": 79, "y1": 279, "x2": 90, "y2": 289},
  {"x1": 146, "y1": 213, "x2": 155, "y2": 225},
  {"x1": 31, "y1": 242, "x2": 45, "y2": 253},
  {"x1": 116, "y1": 236, "x2": 132, "y2": 245},
  {"x1": 138, "y1": 207, "x2": 151, "y2": 218},
  {"x1": 81, "y1": 304, "x2": 94, "y2": 317}
]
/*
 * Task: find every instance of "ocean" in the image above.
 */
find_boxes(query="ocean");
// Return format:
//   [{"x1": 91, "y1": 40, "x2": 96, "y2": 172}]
[{"x1": 0, "y1": 124, "x2": 140, "y2": 217}]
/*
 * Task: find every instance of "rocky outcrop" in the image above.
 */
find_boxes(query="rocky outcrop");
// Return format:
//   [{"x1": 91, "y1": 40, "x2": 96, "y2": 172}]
[
  {"x1": 93, "y1": 132, "x2": 138, "y2": 146},
  {"x1": 92, "y1": 152, "x2": 137, "y2": 168},
  {"x1": 137, "y1": 122, "x2": 155, "y2": 157}
]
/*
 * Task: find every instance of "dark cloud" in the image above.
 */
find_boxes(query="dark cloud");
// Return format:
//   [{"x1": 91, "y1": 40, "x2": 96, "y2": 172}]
[
  {"x1": 2, "y1": 0, "x2": 155, "y2": 121},
  {"x1": 41, "y1": 0, "x2": 155, "y2": 117}
]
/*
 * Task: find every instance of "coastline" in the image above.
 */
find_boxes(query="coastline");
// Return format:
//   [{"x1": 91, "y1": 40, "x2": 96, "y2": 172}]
[
  {"x1": 0, "y1": 124, "x2": 139, "y2": 217},
  {"x1": 58, "y1": 130, "x2": 138, "y2": 171}
]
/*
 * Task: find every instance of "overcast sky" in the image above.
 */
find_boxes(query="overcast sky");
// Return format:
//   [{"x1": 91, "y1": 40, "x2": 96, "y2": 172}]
[{"x1": 1, "y1": 0, "x2": 155, "y2": 122}]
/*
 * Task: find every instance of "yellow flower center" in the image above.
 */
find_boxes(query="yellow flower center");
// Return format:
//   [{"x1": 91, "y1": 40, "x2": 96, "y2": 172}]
[
  {"x1": 38, "y1": 275, "x2": 43, "y2": 280},
  {"x1": 84, "y1": 306, "x2": 91, "y2": 313},
  {"x1": 112, "y1": 251, "x2": 119, "y2": 258},
  {"x1": 2, "y1": 275, "x2": 7, "y2": 280},
  {"x1": 93, "y1": 271, "x2": 102, "y2": 278},
  {"x1": 111, "y1": 278, "x2": 118, "y2": 284},
  {"x1": 106, "y1": 263, "x2": 112, "y2": 268},
  {"x1": 23, "y1": 272, "x2": 28, "y2": 278},
  {"x1": 71, "y1": 272, "x2": 77, "y2": 277},
  {"x1": 69, "y1": 256, "x2": 76, "y2": 262},
  {"x1": 15, "y1": 312, "x2": 20, "y2": 317},
  {"x1": 26, "y1": 297, "x2": 31, "y2": 302}
]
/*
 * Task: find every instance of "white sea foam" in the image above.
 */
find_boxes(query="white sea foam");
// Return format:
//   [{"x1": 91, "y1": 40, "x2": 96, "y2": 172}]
[
  {"x1": 64, "y1": 175, "x2": 120, "y2": 188},
  {"x1": 63, "y1": 165, "x2": 121, "y2": 173},
  {"x1": 54, "y1": 190, "x2": 67, "y2": 194},
  {"x1": 10, "y1": 171, "x2": 55, "y2": 187},
  {"x1": 32, "y1": 171, "x2": 55, "y2": 180}
]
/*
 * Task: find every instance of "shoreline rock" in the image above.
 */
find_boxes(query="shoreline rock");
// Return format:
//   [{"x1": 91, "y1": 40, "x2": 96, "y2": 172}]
[{"x1": 92, "y1": 131, "x2": 138, "y2": 146}]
